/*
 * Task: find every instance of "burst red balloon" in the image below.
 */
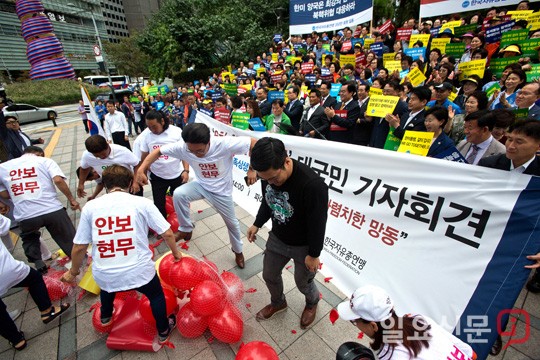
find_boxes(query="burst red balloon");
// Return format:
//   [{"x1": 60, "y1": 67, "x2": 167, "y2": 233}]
[
  {"x1": 176, "y1": 302, "x2": 208, "y2": 338},
  {"x1": 43, "y1": 273, "x2": 71, "y2": 301},
  {"x1": 116, "y1": 290, "x2": 138, "y2": 302},
  {"x1": 190, "y1": 280, "x2": 225, "y2": 316},
  {"x1": 208, "y1": 303, "x2": 243, "y2": 344},
  {"x1": 169, "y1": 257, "x2": 204, "y2": 291},
  {"x1": 165, "y1": 196, "x2": 175, "y2": 215},
  {"x1": 166, "y1": 213, "x2": 180, "y2": 233},
  {"x1": 220, "y1": 271, "x2": 244, "y2": 304},
  {"x1": 91, "y1": 299, "x2": 124, "y2": 333},
  {"x1": 236, "y1": 341, "x2": 279, "y2": 360}
]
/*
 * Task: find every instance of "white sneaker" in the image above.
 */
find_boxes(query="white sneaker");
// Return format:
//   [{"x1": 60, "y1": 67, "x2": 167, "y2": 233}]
[{"x1": 8, "y1": 309, "x2": 22, "y2": 321}]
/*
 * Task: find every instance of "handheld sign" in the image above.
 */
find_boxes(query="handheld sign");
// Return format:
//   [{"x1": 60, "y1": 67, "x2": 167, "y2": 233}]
[{"x1": 366, "y1": 95, "x2": 400, "y2": 118}]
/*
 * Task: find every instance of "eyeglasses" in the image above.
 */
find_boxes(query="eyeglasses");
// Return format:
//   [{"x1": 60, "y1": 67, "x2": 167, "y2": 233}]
[{"x1": 6, "y1": 120, "x2": 19, "y2": 124}]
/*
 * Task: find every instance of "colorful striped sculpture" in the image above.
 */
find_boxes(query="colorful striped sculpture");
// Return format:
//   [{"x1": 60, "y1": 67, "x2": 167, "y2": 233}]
[{"x1": 16, "y1": 0, "x2": 75, "y2": 80}]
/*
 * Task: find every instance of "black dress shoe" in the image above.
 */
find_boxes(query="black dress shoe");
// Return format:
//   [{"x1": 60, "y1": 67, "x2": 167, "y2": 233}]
[{"x1": 490, "y1": 335, "x2": 502, "y2": 356}]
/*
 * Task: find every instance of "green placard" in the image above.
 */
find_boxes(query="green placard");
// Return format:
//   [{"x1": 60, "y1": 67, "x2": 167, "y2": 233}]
[
  {"x1": 322, "y1": 44, "x2": 331, "y2": 51},
  {"x1": 383, "y1": 127, "x2": 402, "y2": 151},
  {"x1": 517, "y1": 38, "x2": 540, "y2": 59},
  {"x1": 526, "y1": 64, "x2": 540, "y2": 82},
  {"x1": 130, "y1": 96, "x2": 139, "y2": 103},
  {"x1": 489, "y1": 56, "x2": 522, "y2": 77},
  {"x1": 223, "y1": 83, "x2": 238, "y2": 96},
  {"x1": 147, "y1": 86, "x2": 158, "y2": 96},
  {"x1": 231, "y1": 112, "x2": 250, "y2": 130},
  {"x1": 500, "y1": 29, "x2": 530, "y2": 47},
  {"x1": 485, "y1": 82, "x2": 501, "y2": 99},
  {"x1": 444, "y1": 43, "x2": 466, "y2": 57},
  {"x1": 513, "y1": 108, "x2": 529, "y2": 120},
  {"x1": 453, "y1": 24, "x2": 479, "y2": 37}
]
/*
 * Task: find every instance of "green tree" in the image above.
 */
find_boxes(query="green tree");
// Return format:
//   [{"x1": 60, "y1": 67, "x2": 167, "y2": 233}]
[
  {"x1": 138, "y1": 0, "x2": 289, "y2": 81},
  {"x1": 103, "y1": 33, "x2": 151, "y2": 78},
  {"x1": 373, "y1": 0, "x2": 420, "y2": 27}
]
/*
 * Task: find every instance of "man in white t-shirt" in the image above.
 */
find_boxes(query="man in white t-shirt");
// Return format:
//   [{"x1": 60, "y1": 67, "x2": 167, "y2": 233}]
[
  {"x1": 136, "y1": 123, "x2": 257, "y2": 269},
  {"x1": 77, "y1": 135, "x2": 141, "y2": 199},
  {"x1": 63, "y1": 165, "x2": 181, "y2": 344},
  {"x1": 105, "y1": 101, "x2": 131, "y2": 150},
  {"x1": 0, "y1": 146, "x2": 80, "y2": 273},
  {"x1": 140, "y1": 110, "x2": 189, "y2": 218}
]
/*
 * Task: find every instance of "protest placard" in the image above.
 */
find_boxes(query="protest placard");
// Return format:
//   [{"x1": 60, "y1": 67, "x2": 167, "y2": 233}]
[
  {"x1": 396, "y1": 28, "x2": 413, "y2": 41},
  {"x1": 385, "y1": 60, "x2": 402, "y2": 73},
  {"x1": 440, "y1": 20, "x2": 462, "y2": 32},
  {"x1": 330, "y1": 83, "x2": 342, "y2": 98},
  {"x1": 500, "y1": 29, "x2": 529, "y2": 47},
  {"x1": 369, "y1": 87, "x2": 383, "y2": 97},
  {"x1": 507, "y1": 10, "x2": 534, "y2": 21},
  {"x1": 397, "y1": 131, "x2": 434, "y2": 156},
  {"x1": 513, "y1": 108, "x2": 529, "y2": 120},
  {"x1": 223, "y1": 83, "x2": 238, "y2": 96},
  {"x1": 444, "y1": 43, "x2": 466, "y2": 58},
  {"x1": 340, "y1": 55, "x2": 356, "y2": 67},
  {"x1": 485, "y1": 21, "x2": 516, "y2": 43},
  {"x1": 404, "y1": 47, "x2": 426, "y2": 61},
  {"x1": 213, "y1": 107, "x2": 230, "y2": 125},
  {"x1": 231, "y1": 112, "x2": 250, "y2": 130},
  {"x1": 366, "y1": 95, "x2": 400, "y2": 118},
  {"x1": 453, "y1": 24, "x2": 479, "y2": 37},
  {"x1": 248, "y1": 117, "x2": 266, "y2": 131},
  {"x1": 526, "y1": 64, "x2": 540, "y2": 82},
  {"x1": 430, "y1": 38, "x2": 451, "y2": 53},
  {"x1": 370, "y1": 42, "x2": 384, "y2": 56},
  {"x1": 485, "y1": 82, "x2": 501, "y2": 99},
  {"x1": 384, "y1": 128, "x2": 401, "y2": 151},
  {"x1": 363, "y1": 38, "x2": 374, "y2": 49},
  {"x1": 301, "y1": 62, "x2": 314, "y2": 74},
  {"x1": 490, "y1": 56, "x2": 523, "y2": 77},
  {"x1": 528, "y1": 12, "x2": 540, "y2": 30},
  {"x1": 458, "y1": 59, "x2": 486, "y2": 81},
  {"x1": 379, "y1": 19, "x2": 395, "y2": 35},
  {"x1": 404, "y1": 67, "x2": 427, "y2": 87},
  {"x1": 268, "y1": 90, "x2": 284, "y2": 102},
  {"x1": 409, "y1": 34, "x2": 430, "y2": 46},
  {"x1": 383, "y1": 53, "x2": 396, "y2": 63}
]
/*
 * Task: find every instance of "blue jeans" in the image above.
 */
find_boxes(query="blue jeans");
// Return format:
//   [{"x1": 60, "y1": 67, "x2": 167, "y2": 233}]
[{"x1": 173, "y1": 181, "x2": 243, "y2": 253}]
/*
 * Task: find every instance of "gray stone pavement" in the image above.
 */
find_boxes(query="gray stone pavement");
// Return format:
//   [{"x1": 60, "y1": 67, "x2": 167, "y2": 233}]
[{"x1": 0, "y1": 120, "x2": 539, "y2": 360}]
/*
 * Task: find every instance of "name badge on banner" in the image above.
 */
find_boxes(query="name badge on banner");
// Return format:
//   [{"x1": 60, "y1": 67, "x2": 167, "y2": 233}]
[{"x1": 331, "y1": 109, "x2": 348, "y2": 131}]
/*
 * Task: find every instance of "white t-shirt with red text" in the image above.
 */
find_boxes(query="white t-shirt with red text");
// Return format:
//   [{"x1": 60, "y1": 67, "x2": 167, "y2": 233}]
[
  {"x1": 73, "y1": 191, "x2": 170, "y2": 292},
  {"x1": 140, "y1": 126, "x2": 183, "y2": 179},
  {"x1": 80, "y1": 144, "x2": 139, "y2": 179},
  {"x1": 0, "y1": 154, "x2": 65, "y2": 221},
  {"x1": 0, "y1": 215, "x2": 30, "y2": 296}
]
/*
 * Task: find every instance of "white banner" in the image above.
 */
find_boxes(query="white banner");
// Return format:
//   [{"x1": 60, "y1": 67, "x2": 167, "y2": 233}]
[
  {"x1": 420, "y1": 0, "x2": 523, "y2": 19},
  {"x1": 196, "y1": 112, "x2": 540, "y2": 359}
]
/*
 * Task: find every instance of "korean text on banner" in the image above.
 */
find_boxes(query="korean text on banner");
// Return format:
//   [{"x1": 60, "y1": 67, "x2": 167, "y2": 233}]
[
  {"x1": 366, "y1": 95, "x2": 399, "y2": 118},
  {"x1": 409, "y1": 34, "x2": 431, "y2": 46},
  {"x1": 430, "y1": 38, "x2": 451, "y2": 53},
  {"x1": 340, "y1": 55, "x2": 356, "y2": 67},
  {"x1": 195, "y1": 110, "x2": 540, "y2": 360},
  {"x1": 458, "y1": 59, "x2": 486, "y2": 81},
  {"x1": 231, "y1": 112, "x2": 250, "y2": 130},
  {"x1": 404, "y1": 67, "x2": 427, "y2": 87},
  {"x1": 384, "y1": 60, "x2": 402, "y2": 73},
  {"x1": 420, "y1": 0, "x2": 523, "y2": 19},
  {"x1": 397, "y1": 130, "x2": 434, "y2": 156}
]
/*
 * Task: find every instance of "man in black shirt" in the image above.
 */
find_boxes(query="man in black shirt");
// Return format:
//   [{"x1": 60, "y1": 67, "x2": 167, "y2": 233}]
[{"x1": 247, "y1": 137, "x2": 328, "y2": 329}]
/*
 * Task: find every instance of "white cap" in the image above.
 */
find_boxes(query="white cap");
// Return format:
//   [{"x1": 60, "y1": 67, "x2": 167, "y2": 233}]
[{"x1": 337, "y1": 285, "x2": 394, "y2": 322}]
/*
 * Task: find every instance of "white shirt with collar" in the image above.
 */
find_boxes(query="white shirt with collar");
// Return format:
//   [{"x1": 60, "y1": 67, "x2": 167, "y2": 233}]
[
  {"x1": 403, "y1": 109, "x2": 423, "y2": 128},
  {"x1": 307, "y1": 103, "x2": 320, "y2": 120},
  {"x1": 511, "y1": 156, "x2": 536, "y2": 173},
  {"x1": 466, "y1": 135, "x2": 494, "y2": 165},
  {"x1": 105, "y1": 111, "x2": 129, "y2": 141}
]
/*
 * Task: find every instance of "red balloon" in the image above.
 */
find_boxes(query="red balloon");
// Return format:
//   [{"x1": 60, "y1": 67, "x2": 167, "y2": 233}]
[
  {"x1": 91, "y1": 299, "x2": 124, "y2": 333},
  {"x1": 116, "y1": 290, "x2": 138, "y2": 301},
  {"x1": 43, "y1": 273, "x2": 71, "y2": 301},
  {"x1": 190, "y1": 280, "x2": 225, "y2": 316},
  {"x1": 176, "y1": 303, "x2": 208, "y2": 338},
  {"x1": 166, "y1": 213, "x2": 179, "y2": 233},
  {"x1": 200, "y1": 259, "x2": 220, "y2": 282},
  {"x1": 208, "y1": 303, "x2": 243, "y2": 344},
  {"x1": 236, "y1": 341, "x2": 279, "y2": 360},
  {"x1": 165, "y1": 196, "x2": 175, "y2": 216},
  {"x1": 220, "y1": 271, "x2": 244, "y2": 304},
  {"x1": 169, "y1": 257, "x2": 204, "y2": 291},
  {"x1": 139, "y1": 288, "x2": 178, "y2": 325},
  {"x1": 158, "y1": 253, "x2": 175, "y2": 286}
]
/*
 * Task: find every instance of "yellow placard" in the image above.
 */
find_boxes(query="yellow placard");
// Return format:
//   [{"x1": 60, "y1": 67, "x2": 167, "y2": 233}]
[
  {"x1": 340, "y1": 54, "x2": 356, "y2": 67},
  {"x1": 431, "y1": 38, "x2": 451, "y2": 53},
  {"x1": 409, "y1": 34, "x2": 431, "y2": 46},
  {"x1": 448, "y1": 91, "x2": 458, "y2": 102},
  {"x1": 508, "y1": 10, "x2": 534, "y2": 21},
  {"x1": 221, "y1": 71, "x2": 236, "y2": 82},
  {"x1": 458, "y1": 59, "x2": 486, "y2": 81},
  {"x1": 383, "y1": 53, "x2": 396, "y2": 62},
  {"x1": 301, "y1": 85, "x2": 309, "y2": 95},
  {"x1": 257, "y1": 67, "x2": 266, "y2": 76},
  {"x1": 240, "y1": 84, "x2": 253, "y2": 91},
  {"x1": 385, "y1": 60, "x2": 402, "y2": 73},
  {"x1": 397, "y1": 130, "x2": 434, "y2": 156},
  {"x1": 366, "y1": 95, "x2": 400, "y2": 118},
  {"x1": 364, "y1": 38, "x2": 375, "y2": 49},
  {"x1": 403, "y1": 67, "x2": 427, "y2": 87},
  {"x1": 369, "y1": 87, "x2": 383, "y2": 97},
  {"x1": 440, "y1": 20, "x2": 462, "y2": 32},
  {"x1": 272, "y1": 53, "x2": 278, "y2": 62},
  {"x1": 528, "y1": 12, "x2": 540, "y2": 31}
]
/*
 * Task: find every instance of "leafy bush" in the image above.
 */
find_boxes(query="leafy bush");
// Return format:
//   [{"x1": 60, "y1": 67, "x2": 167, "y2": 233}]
[
  {"x1": 173, "y1": 68, "x2": 221, "y2": 85},
  {"x1": 5, "y1": 79, "x2": 101, "y2": 107}
]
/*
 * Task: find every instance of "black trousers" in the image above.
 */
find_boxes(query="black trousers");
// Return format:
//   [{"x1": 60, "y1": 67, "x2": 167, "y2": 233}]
[
  {"x1": 19, "y1": 208, "x2": 75, "y2": 263},
  {"x1": 150, "y1": 172, "x2": 183, "y2": 219},
  {"x1": 0, "y1": 268, "x2": 51, "y2": 344},
  {"x1": 112, "y1": 132, "x2": 131, "y2": 151}
]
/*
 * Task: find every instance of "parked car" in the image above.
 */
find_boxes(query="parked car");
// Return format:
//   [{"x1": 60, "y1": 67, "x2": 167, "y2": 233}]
[
  {"x1": 94, "y1": 89, "x2": 134, "y2": 106},
  {"x1": 2, "y1": 103, "x2": 57, "y2": 124}
]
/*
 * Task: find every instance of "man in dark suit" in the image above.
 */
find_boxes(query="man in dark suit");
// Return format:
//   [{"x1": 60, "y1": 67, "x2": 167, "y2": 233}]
[
  {"x1": 324, "y1": 83, "x2": 360, "y2": 144},
  {"x1": 256, "y1": 87, "x2": 272, "y2": 118},
  {"x1": 299, "y1": 89, "x2": 329, "y2": 139},
  {"x1": 284, "y1": 86, "x2": 304, "y2": 131},
  {"x1": 368, "y1": 81, "x2": 408, "y2": 149},
  {"x1": 385, "y1": 86, "x2": 430, "y2": 139},
  {"x1": 478, "y1": 119, "x2": 540, "y2": 355},
  {"x1": 515, "y1": 82, "x2": 540, "y2": 120},
  {"x1": 457, "y1": 111, "x2": 506, "y2": 165},
  {"x1": 319, "y1": 81, "x2": 337, "y2": 109},
  {"x1": 353, "y1": 83, "x2": 372, "y2": 146}
]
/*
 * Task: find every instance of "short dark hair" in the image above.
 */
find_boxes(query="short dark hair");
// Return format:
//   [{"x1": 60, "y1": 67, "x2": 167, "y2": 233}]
[
  {"x1": 106, "y1": 100, "x2": 115, "y2": 106},
  {"x1": 409, "y1": 86, "x2": 431, "y2": 103},
  {"x1": 231, "y1": 96, "x2": 243, "y2": 109},
  {"x1": 509, "y1": 119, "x2": 540, "y2": 141},
  {"x1": 182, "y1": 123, "x2": 210, "y2": 144},
  {"x1": 492, "y1": 109, "x2": 516, "y2": 129},
  {"x1": 425, "y1": 106, "x2": 449, "y2": 127},
  {"x1": 358, "y1": 83, "x2": 370, "y2": 92},
  {"x1": 271, "y1": 98, "x2": 284, "y2": 107},
  {"x1": 76, "y1": 166, "x2": 96, "y2": 181},
  {"x1": 146, "y1": 109, "x2": 169, "y2": 130},
  {"x1": 85, "y1": 135, "x2": 109, "y2": 153},
  {"x1": 310, "y1": 88, "x2": 321, "y2": 98},
  {"x1": 401, "y1": 56, "x2": 413, "y2": 66},
  {"x1": 386, "y1": 80, "x2": 403, "y2": 93},
  {"x1": 250, "y1": 137, "x2": 287, "y2": 172},
  {"x1": 215, "y1": 97, "x2": 226, "y2": 105},
  {"x1": 102, "y1": 165, "x2": 133, "y2": 190},
  {"x1": 288, "y1": 85, "x2": 300, "y2": 96},
  {"x1": 465, "y1": 110, "x2": 496, "y2": 131},
  {"x1": 320, "y1": 80, "x2": 332, "y2": 90},
  {"x1": 23, "y1": 146, "x2": 44, "y2": 156},
  {"x1": 468, "y1": 91, "x2": 489, "y2": 111}
]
